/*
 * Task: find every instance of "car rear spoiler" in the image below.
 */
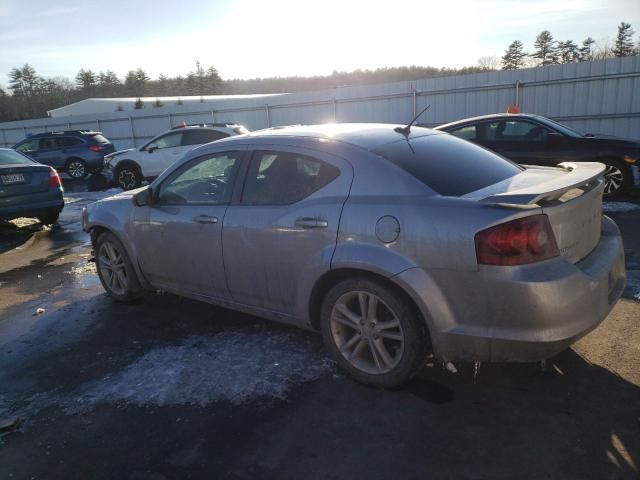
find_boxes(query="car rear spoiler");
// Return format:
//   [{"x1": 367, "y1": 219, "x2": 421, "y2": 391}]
[{"x1": 473, "y1": 162, "x2": 606, "y2": 206}]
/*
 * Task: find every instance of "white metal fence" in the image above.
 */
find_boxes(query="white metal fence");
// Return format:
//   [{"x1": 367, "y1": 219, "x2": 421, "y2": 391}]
[{"x1": 1, "y1": 56, "x2": 639, "y2": 149}]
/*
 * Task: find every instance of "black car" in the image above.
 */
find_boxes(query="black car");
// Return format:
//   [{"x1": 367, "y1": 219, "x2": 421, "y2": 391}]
[
  {"x1": 13, "y1": 130, "x2": 115, "y2": 180},
  {"x1": 0, "y1": 148, "x2": 64, "y2": 224},
  {"x1": 435, "y1": 113, "x2": 640, "y2": 196}
]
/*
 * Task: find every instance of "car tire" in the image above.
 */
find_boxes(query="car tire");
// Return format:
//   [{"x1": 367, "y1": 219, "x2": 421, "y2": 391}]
[
  {"x1": 66, "y1": 158, "x2": 88, "y2": 180},
  {"x1": 320, "y1": 277, "x2": 430, "y2": 387},
  {"x1": 95, "y1": 231, "x2": 143, "y2": 302},
  {"x1": 602, "y1": 160, "x2": 632, "y2": 197},
  {"x1": 115, "y1": 164, "x2": 142, "y2": 190},
  {"x1": 37, "y1": 210, "x2": 60, "y2": 225}
]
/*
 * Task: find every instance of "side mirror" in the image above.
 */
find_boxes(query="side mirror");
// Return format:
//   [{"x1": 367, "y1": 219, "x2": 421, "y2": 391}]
[
  {"x1": 133, "y1": 186, "x2": 152, "y2": 207},
  {"x1": 147, "y1": 144, "x2": 158, "y2": 153}
]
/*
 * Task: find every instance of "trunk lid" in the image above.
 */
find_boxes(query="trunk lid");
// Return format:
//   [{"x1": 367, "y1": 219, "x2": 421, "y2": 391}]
[
  {"x1": 0, "y1": 164, "x2": 51, "y2": 198},
  {"x1": 465, "y1": 162, "x2": 605, "y2": 263}
]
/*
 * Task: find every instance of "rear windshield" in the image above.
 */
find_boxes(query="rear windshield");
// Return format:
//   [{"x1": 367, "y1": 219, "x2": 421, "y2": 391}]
[
  {"x1": 373, "y1": 133, "x2": 523, "y2": 196},
  {"x1": 91, "y1": 134, "x2": 110, "y2": 144},
  {"x1": 0, "y1": 149, "x2": 36, "y2": 165}
]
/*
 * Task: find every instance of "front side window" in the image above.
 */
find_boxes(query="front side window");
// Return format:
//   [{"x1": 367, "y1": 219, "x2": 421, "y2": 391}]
[
  {"x1": 241, "y1": 151, "x2": 340, "y2": 205},
  {"x1": 157, "y1": 152, "x2": 241, "y2": 205},
  {"x1": 15, "y1": 139, "x2": 39, "y2": 152},
  {"x1": 38, "y1": 137, "x2": 58, "y2": 150},
  {"x1": 487, "y1": 120, "x2": 549, "y2": 143},
  {"x1": 149, "y1": 132, "x2": 183, "y2": 150}
]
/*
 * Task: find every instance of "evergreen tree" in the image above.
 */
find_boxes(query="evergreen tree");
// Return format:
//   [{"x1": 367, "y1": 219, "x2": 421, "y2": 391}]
[
  {"x1": 579, "y1": 37, "x2": 596, "y2": 61},
  {"x1": 531, "y1": 31, "x2": 559, "y2": 65},
  {"x1": 502, "y1": 40, "x2": 527, "y2": 69},
  {"x1": 125, "y1": 69, "x2": 150, "y2": 96},
  {"x1": 9, "y1": 64, "x2": 45, "y2": 97},
  {"x1": 613, "y1": 22, "x2": 635, "y2": 57},
  {"x1": 557, "y1": 40, "x2": 580, "y2": 63},
  {"x1": 75, "y1": 69, "x2": 97, "y2": 90}
]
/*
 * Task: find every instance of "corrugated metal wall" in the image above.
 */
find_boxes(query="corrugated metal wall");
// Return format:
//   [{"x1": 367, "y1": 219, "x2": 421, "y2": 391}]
[{"x1": 1, "y1": 56, "x2": 639, "y2": 149}]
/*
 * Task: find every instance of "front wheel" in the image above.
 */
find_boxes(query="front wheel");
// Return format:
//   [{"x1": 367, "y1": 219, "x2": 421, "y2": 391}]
[
  {"x1": 320, "y1": 278, "x2": 430, "y2": 387},
  {"x1": 115, "y1": 164, "x2": 142, "y2": 190},
  {"x1": 603, "y1": 160, "x2": 632, "y2": 197},
  {"x1": 95, "y1": 232, "x2": 143, "y2": 302}
]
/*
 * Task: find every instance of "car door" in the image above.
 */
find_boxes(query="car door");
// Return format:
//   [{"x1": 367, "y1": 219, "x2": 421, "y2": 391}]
[
  {"x1": 14, "y1": 139, "x2": 40, "y2": 161},
  {"x1": 132, "y1": 150, "x2": 245, "y2": 300},
  {"x1": 222, "y1": 147, "x2": 353, "y2": 315},
  {"x1": 34, "y1": 137, "x2": 65, "y2": 169},
  {"x1": 481, "y1": 119, "x2": 553, "y2": 165},
  {"x1": 142, "y1": 131, "x2": 188, "y2": 177}
]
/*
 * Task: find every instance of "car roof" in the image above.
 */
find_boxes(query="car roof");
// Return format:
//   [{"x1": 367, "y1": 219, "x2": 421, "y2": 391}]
[
  {"x1": 435, "y1": 113, "x2": 546, "y2": 130},
  {"x1": 244, "y1": 123, "x2": 443, "y2": 151}
]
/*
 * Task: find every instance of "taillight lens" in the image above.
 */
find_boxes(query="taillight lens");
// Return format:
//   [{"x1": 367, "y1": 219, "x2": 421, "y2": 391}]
[
  {"x1": 475, "y1": 214, "x2": 559, "y2": 266},
  {"x1": 89, "y1": 144, "x2": 104, "y2": 152},
  {"x1": 48, "y1": 167, "x2": 62, "y2": 188}
]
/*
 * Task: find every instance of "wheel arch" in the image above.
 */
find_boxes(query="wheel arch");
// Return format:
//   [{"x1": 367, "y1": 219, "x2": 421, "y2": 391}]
[{"x1": 308, "y1": 267, "x2": 433, "y2": 343}]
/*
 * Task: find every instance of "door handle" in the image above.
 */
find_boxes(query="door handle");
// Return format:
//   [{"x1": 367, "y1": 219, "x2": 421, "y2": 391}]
[
  {"x1": 294, "y1": 217, "x2": 328, "y2": 229},
  {"x1": 193, "y1": 215, "x2": 218, "y2": 224}
]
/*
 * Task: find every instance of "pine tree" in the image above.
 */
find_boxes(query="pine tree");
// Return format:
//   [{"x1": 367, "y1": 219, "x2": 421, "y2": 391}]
[
  {"x1": 579, "y1": 37, "x2": 595, "y2": 61},
  {"x1": 9, "y1": 64, "x2": 45, "y2": 97},
  {"x1": 613, "y1": 22, "x2": 635, "y2": 57},
  {"x1": 531, "y1": 31, "x2": 559, "y2": 66},
  {"x1": 502, "y1": 40, "x2": 527, "y2": 69},
  {"x1": 75, "y1": 69, "x2": 97, "y2": 90},
  {"x1": 557, "y1": 40, "x2": 580, "y2": 63}
]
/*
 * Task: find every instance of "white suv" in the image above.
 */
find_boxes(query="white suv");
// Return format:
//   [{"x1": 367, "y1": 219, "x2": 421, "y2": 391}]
[{"x1": 104, "y1": 123, "x2": 249, "y2": 189}]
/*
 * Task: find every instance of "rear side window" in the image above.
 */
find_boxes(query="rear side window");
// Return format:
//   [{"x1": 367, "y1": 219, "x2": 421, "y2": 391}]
[
  {"x1": 373, "y1": 134, "x2": 522, "y2": 196},
  {"x1": 242, "y1": 151, "x2": 340, "y2": 205},
  {"x1": 38, "y1": 137, "x2": 58, "y2": 150},
  {"x1": 449, "y1": 125, "x2": 477, "y2": 141},
  {"x1": 56, "y1": 137, "x2": 84, "y2": 147},
  {"x1": 182, "y1": 129, "x2": 229, "y2": 146}
]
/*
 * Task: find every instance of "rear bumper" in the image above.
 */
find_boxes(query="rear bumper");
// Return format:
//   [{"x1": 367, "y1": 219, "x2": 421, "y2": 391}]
[
  {"x1": 0, "y1": 189, "x2": 64, "y2": 220},
  {"x1": 397, "y1": 215, "x2": 625, "y2": 362}
]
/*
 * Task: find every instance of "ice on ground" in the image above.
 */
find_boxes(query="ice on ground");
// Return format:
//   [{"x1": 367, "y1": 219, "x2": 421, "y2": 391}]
[
  {"x1": 602, "y1": 201, "x2": 640, "y2": 213},
  {"x1": 38, "y1": 331, "x2": 332, "y2": 414}
]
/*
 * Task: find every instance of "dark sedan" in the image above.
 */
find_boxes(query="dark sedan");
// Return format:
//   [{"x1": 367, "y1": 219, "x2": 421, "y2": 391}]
[
  {"x1": 435, "y1": 113, "x2": 640, "y2": 196},
  {"x1": 0, "y1": 148, "x2": 64, "y2": 224}
]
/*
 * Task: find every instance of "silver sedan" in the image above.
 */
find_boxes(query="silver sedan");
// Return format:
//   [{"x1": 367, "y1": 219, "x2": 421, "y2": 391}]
[{"x1": 82, "y1": 124, "x2": 626, "y2": 387}]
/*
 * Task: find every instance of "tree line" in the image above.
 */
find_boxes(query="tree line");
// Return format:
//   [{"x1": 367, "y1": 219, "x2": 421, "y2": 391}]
[
  {"x1": 0, "y1": 22, "x2": 638, "y2": 123},
  {"x1": 502, "y1": 22, "x2": 638, "y2": 69}
]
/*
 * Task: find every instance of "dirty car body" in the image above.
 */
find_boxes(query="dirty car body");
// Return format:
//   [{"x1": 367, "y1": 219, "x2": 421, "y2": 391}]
[{"x1": 82, "y1": 124, "x2": 626, "y2": 386}]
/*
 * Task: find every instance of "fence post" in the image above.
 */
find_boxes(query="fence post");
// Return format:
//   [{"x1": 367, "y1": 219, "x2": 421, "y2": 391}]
[
  {"x1": 265, "y1": 104, "x2": 271, "y2": 128},
  {"x1": 211, "y1": 110, "x2": 216, "y2": 123},
  {"x1": 333, "y1": 99, "x2": 338, "y2": 122},
  {"x1": 515, "y1": 80, "x2": 521, "y2": 107},
  {"x1": 96, "y1": 119, "x2": 101, "y2": 132},
  {"x1": 0, "y1": 128, "x2": 6, "y2": 147},
  {"x1": 129, "y1": 117, "x2": 136, "y2": 147},
  {"x1": 412, "y1": 89, "x2": 417, "y2": 118},
  {"x1": 168, "y1": 112, "x2": 173, "y2": 128}
]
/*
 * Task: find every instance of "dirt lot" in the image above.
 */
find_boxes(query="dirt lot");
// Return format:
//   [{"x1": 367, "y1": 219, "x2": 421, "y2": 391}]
[{"x1": 1, "y1": 179, "x2": 639, "y2": 480}]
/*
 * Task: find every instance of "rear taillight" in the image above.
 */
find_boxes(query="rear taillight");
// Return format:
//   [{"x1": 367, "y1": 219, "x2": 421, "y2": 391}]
[
  {"x1": 89, "y1": 145, "x2": 104, "y2": 152},
  {"x1": 475, "y1": 214, "x2": 559, "y2": 266},
  {"x1": 48, "y1": 167, "x2": 62, "y2": 188}
]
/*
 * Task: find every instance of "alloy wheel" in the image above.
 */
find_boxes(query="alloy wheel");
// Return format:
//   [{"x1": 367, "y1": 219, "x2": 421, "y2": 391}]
[
  {"x1": 68, "y1": 161, "x2": 86, "y2": 179},
  {"x1": 330, "y1": 291, "x2": 405, "y2": 375},
  {"x1": 98, "y1": 241, "x2": 128, "y2": 296},
  {"x1": 603, "y1": 164, "x2": 624, "y2": 195},
  {"x1": 118, "y1": 168, "x2": 137, "y2": 189}
]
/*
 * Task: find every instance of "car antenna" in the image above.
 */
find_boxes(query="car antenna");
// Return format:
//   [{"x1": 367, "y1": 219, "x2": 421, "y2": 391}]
[{"x1": 394, "y1": 105, "x2": 431, "y2": 136}]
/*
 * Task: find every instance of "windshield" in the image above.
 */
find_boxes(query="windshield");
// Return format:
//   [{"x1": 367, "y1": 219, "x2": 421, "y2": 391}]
[
  {"x1": 374, "y1": 133, "x2": 523, "y2": 196},
  {"x1": 0, "y1": 149, "x2": 36, "y2": 165}
]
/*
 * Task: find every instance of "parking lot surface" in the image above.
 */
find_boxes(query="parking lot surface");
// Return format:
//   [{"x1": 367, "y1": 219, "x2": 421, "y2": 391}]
[{"x1": 1, "y1": 178, "x2": 639, "y2": 480}]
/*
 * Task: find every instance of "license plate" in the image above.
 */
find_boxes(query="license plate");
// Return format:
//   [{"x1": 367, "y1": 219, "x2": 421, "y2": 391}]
[{"x1": 1, "y1": 173, "x2": 25, "y2": 184}]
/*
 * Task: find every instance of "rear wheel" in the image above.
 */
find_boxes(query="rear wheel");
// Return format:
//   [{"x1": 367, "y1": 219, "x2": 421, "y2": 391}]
[
  {"x1": 320, "y1": 277, "x2": 429, "y2": 387},
  {"x1": 95, "y1": 232, "x2": 143, "y2": 302},
  {"x1": 66, "y1": 158, "x2": 87, "y2": 180},
  {"x1": 602, "y1": 160, "x2": 631, "y2": 197},
  {"x1": 115, "y1": 164, "x2": 142, "y2": 190}
]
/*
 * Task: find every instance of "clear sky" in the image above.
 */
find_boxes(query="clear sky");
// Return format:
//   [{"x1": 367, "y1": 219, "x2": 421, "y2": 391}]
[{"x1": 1, "y1": 0, "x2": 639, "y2": 85}]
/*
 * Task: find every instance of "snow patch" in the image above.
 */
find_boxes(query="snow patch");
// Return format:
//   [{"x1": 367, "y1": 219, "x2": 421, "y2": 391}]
[{"x1": 602, "y1": 201, "x2": 640, "y2": 213}]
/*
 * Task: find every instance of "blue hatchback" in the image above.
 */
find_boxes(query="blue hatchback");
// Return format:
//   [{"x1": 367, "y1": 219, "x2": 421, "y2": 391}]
[{"x1": 13, "y1": 131, "x2": 116, "y2": 180}]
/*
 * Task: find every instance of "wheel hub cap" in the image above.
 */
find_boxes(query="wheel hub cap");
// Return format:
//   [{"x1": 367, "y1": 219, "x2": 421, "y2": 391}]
[{"x1": 98, "y1": 241, "x2": 128, "y2": 295}]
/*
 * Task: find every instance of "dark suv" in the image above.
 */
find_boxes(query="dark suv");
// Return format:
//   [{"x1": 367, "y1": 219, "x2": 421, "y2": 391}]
[
  {"x1": 13, "y1": 131, "x2": 116, "y2": 180},
  {"x1": 435, "y1": 113, "x2": 640, "y2": 197}
]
